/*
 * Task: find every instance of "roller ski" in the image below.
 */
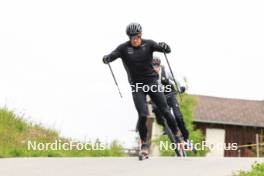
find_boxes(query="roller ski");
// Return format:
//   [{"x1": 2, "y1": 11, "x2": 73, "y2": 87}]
[
  {"x1": 162, "y1": 118, "x2": 187, "y2": 157},
  {"x1": 174, "y1": 132, "x2": 187, "y2": 157},
  {"x1": 138, "y1": 143, "x2": 149, "y2": 161}
]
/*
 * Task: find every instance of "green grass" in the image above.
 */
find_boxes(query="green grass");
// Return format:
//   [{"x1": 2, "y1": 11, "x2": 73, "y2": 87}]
[
  {"x1": 153, "y1": 94, "x2": 208, "y2": 156},
  {"x1": 233, "y1": 162, "x2": 264, "y2": 176},
  {"x1": 0, "y1": 107, "x2": 125, "y2": 157}
]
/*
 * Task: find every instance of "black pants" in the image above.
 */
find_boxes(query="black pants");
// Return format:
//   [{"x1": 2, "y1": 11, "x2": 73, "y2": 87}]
[
  {"x1": 154, "y1": 93, "x2": 189, "y2": 141},
  {"x1": 132, "y1": 81, "x2": 178, "y2": 142}
]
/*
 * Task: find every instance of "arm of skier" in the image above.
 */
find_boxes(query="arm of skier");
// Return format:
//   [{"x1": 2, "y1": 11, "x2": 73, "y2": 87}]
[
  {"x1": 103, "y1": 45, "x2": 122, "y2": 64},
  {"x1": 165, "y1": 69, "x2": 186, "y2": 93}
]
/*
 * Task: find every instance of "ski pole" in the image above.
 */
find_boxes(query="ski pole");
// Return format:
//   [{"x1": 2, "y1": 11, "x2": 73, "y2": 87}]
[
  {"x1": 163, "y1": 52, "x2": 182, "y2": 102},
  {"x1": 108, "y1": 63, "x2": 122, "y2": 98}
]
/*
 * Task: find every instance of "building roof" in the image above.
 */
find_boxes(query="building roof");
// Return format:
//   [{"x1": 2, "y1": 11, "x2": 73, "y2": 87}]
[{"x1": 193, "y1": 95, "x2": 264, "y2": 127}]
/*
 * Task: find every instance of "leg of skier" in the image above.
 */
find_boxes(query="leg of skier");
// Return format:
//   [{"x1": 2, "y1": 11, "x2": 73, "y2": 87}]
[
  {"x1": 167, "y1": 93, "x2": 189, "y2": 141},
  {"x1": 132, "y1": 89, "x2": 150, "y2": 157},
  {"x1": 148, "y1": 87, "x2": 186, "y2": 156},
  {"x1": 152, "y1": 103, "x2": 165, "y2": 127},
  {"x1": 147, "y1": 81, "x2": 180, "y2": 140},
  {"x1": 167, "y1": 93, "x2": 196, "y2": 153}
]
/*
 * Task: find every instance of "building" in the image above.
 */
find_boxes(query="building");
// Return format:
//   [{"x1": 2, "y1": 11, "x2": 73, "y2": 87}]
[{"x1": 193, "y1": 95, "x2": 264, "y2": 157}]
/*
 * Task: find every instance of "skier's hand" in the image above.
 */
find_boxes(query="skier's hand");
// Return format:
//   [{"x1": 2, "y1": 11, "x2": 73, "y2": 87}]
[
  {"x1": 161, "y1": 76, "x2": 170, "y2": 85},
  {"x1": 180, "y1": 86, "x2": 186, "y2": 94},
  {"x1": 158, "y1": 42, "x2": 171, "y2": 53},
  {"x1": 102, "y1": 55, "x2": 111, "y2": 64}
]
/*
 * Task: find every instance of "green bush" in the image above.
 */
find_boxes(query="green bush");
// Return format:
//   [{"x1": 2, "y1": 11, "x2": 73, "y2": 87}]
[
  {"x1": 0, "y1": 107, "x2": 126, "y2": 157},
  {"x1": 233, "y1": 162, "x2": 264, "y2": 176}
]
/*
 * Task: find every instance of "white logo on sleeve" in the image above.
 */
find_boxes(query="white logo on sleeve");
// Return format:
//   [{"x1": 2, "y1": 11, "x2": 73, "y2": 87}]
[{"x1": 128, "y1": 47, "x2": 134, "y2": 54}]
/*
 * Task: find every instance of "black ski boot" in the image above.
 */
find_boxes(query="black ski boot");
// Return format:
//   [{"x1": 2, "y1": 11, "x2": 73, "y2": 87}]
[{"x1": 138, "y1": 143, "x2": 149, "y2": 161}]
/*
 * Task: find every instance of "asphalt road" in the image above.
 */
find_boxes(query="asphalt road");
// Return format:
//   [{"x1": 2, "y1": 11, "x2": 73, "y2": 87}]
[{"x1": 0, "y1": 157, "x2": 263, "y2": 176}]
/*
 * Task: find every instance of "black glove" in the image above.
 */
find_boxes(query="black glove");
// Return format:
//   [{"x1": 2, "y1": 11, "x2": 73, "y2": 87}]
[
  {"x1": 102, "y1": 55, "x2": 111, "y2": 64},
  {"x1": 180, "y1": 86, "x2": 186, "y2": 94},
  {"x1": 158, "y1": 42, "x2": 171, "y2": 53},
  {"x1": 161, "y1": 76, "x2": 170, "y2": 85}
]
